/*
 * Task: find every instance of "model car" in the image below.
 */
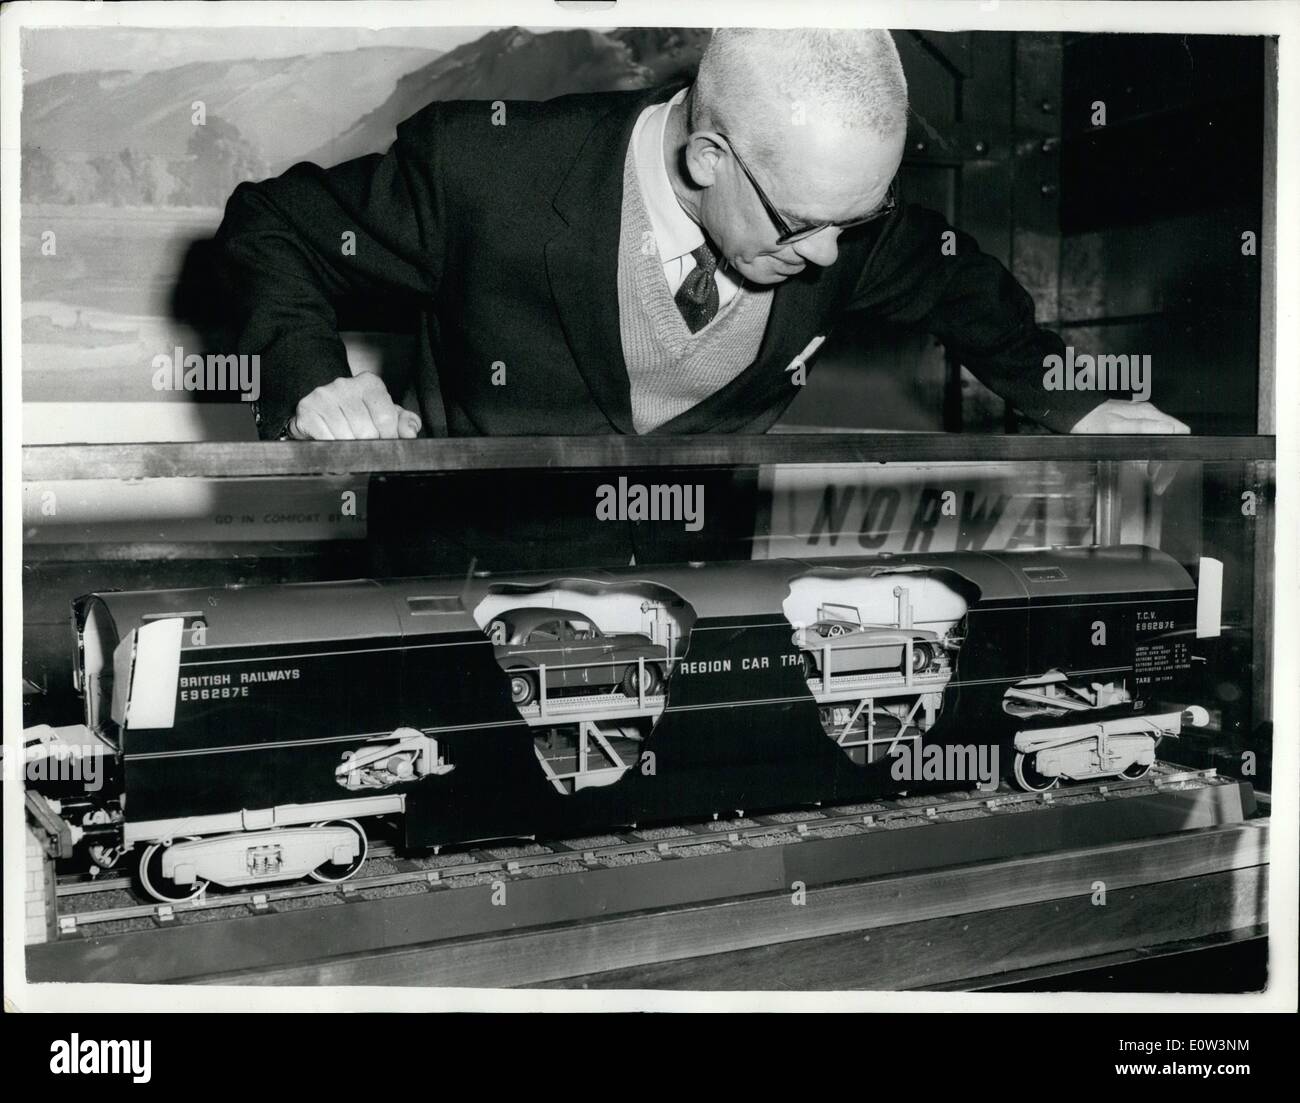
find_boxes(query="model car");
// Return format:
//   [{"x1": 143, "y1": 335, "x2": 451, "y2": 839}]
[
  {"x1": 489, "y1": 607, "x2": 667, "y2": 705},
  {"x1": 793, "y1": 619, "x2": 945, "y2": 679}
]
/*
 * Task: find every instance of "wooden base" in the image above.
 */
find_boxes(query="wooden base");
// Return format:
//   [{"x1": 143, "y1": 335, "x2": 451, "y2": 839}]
[
  {"x1": 223, "y1": 818, "x2": 1268, "y2": 989},
  {"x1": 539, "y1": 844, "x2": 1268, "y2": 991}
]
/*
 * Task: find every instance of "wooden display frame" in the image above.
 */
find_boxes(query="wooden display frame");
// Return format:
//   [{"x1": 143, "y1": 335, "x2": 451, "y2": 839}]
[{"x1": 22, "y1": 433, "x2": 1276, "y2": 481}]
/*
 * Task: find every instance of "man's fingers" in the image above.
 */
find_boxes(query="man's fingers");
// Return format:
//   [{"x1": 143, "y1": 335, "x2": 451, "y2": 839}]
[
  {"x1": 313, "y1": 400, "x2": 356, "y2": 440},
  {"x1": 1072, "y1": 399, "x2": 1192, "y2": 435},
  {"x1": 362, "y1": 389, "x2": 402, "y2": 439},
  {"x1": 1122, "y1": 403, "x2": 1190, "y2": 434},
  {"x1": 336, "y1": 389, "x2": 381, "y2": 439},
  {"x1": 1124, "y1": 411, "x2": 1190, "y2": 433},
  {"x1": 291, "y1": 377, "x2": 422, "y2": 441},
  {"x1": 289, "y1": 410, "x2": 335, "y2": 441},
  {"x1": 397, "y1": 410, "x2": 422, "y2": 439}
]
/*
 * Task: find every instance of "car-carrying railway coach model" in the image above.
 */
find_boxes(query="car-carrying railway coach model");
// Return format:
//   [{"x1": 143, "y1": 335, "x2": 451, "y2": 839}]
[{"x1": 24, "y1": 545, "x2": 1221, "y2": 901}]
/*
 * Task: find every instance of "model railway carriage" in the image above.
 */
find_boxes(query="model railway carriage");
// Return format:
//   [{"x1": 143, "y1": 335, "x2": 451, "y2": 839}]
[{"x1": 25, "y1": 546, "x2": 1219, "y2": 901}]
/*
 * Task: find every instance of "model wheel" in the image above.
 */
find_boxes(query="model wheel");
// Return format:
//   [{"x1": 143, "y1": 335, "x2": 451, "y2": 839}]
[
  {"x1": 621, "y1": 662, "x2": 662, "y2": 697},
  {"x1": 308, "y1": 819, "x2": 368, "y2": 884},
  {"x1": 826, "y1": 623, "x2": 849, "y2": 638},
  {"x1": 138, "y1": 838, "x2": 207, "y2": 903},
  {"x1": 908, "y1": 643, "x2": 933, "y2": 674},
  {"x1": 1013, "y1": 751, "x2": 1060, "y2": 793},
  {"x1": 508, "y1": 669, "x2": 537, "y2": 706}
]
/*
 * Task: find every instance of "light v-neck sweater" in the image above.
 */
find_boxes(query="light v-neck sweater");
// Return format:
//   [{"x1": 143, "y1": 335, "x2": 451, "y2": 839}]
[{"x1": 617, "y1": 146, "x2": 774, "y2": 434}]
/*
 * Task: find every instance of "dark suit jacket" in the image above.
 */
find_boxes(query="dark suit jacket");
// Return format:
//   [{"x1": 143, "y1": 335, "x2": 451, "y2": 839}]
[{"x1": 217, "y1": 84, "x2": 1102, "y2": 438}]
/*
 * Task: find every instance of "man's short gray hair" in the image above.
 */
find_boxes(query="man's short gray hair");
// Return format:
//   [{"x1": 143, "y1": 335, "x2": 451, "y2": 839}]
[{"x1": 692, "y1": 28, "x2": 908, "y2": 143}]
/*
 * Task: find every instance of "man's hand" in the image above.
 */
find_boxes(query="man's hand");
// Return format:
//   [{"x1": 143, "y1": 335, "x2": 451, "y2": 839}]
[
  {"x1": 286, "y1": 373, "x2": 422, "y2": 440},
  {"x1": 1070, "y1": 399, "x2": 1189, "y2": 434}
]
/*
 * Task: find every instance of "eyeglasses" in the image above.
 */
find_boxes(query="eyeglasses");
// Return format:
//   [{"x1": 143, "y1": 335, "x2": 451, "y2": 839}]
[{"x1": 715, "y1": 132, "x2": 899, "y2": 245}]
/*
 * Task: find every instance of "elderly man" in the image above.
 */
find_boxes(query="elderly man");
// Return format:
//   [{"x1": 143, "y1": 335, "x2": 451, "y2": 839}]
[{"x1": 217, "y1": 27, "x2": 1188, "y2": 440}]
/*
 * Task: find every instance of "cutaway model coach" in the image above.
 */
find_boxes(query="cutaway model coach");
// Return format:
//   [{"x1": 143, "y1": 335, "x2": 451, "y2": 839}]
[{"x1": 24, "y1": 545, "x2": 1220, "y2": 900}]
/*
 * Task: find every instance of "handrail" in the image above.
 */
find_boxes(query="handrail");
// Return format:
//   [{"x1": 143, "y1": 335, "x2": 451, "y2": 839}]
[{"x1": 21, "y1": 433, "x2": 1277, "y2": 481}]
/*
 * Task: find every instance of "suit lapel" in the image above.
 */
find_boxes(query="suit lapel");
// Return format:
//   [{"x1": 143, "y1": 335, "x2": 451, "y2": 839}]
[{"x1": 545, "y1": 88, "x2": 672, "y2": 434}]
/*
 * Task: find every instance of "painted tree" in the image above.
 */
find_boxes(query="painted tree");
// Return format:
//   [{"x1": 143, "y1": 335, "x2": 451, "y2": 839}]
[{"x1": 177, "y1": 115, "x2": 267, "y2": 207}]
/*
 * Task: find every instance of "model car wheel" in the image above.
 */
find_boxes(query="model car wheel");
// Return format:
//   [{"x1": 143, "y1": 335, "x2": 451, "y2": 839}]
[
  {"x1": 1013, "y1": 751, "x2": 1060, "y2": 793},
  {"x1": 908, "y1": 643, "x2": 933, "y2": 673},
  {"x1": 508, "y1": 670, "x2": 537, "y2": 706},
  {"x1": 801, "y1": 653, "x2": 817, "y2": 680},
  {"x1": 308, "y1": 819, "x2": 368, "y2": 883},
  {"x1": 138, "y1": 838, "x2": 207, "y2": 903},
  {"x1": 621, "y1": 662, "x2": 663, "y2": 698}
]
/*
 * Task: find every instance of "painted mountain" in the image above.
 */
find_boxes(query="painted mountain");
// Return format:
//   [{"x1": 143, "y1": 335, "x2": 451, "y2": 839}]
[
  {"x1": 606, "y1": 27, "x2": 713, "y2": 84},
  {"x1": 23, "y1": 47, "x2": 442, "y2": 164},
  {"x1": 307, "y1": 26, "x2": 710, "y2": 167},
  {"x1": 21, "y1": 27, "x2": 710, "y2": 205},
  {"x1": 21, "y1": 46, "x2": 442, "y2": 204}
]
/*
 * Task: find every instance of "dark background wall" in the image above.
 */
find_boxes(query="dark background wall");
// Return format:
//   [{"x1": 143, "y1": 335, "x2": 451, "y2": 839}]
[
  {"x1": 781, "y1": 31, "x2": 1266, "y2": 434},
  {"x1": 1057, "y1": 33, "x2": 1264, "y2": 435}
]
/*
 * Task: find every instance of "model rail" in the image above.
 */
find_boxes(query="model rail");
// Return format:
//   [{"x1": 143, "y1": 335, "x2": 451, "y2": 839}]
[{"x1": 51, "y1": 764, "x2": 1222, "y2": 935}]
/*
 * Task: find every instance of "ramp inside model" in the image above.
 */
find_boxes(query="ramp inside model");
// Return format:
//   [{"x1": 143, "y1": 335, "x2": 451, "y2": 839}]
[{"x1": 474, "y1": 580, "x2": 697, "y2": 794}]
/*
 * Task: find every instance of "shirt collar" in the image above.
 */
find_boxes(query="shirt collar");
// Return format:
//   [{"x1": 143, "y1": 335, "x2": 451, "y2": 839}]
[{"x1": 631, "y1": 87, "x2": 704, "y2": 265}]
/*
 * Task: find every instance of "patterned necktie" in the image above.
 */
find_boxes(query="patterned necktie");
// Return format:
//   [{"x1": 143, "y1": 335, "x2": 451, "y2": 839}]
[{"x1": 674, "y1": 243, "x2": 721, "y2": 333}]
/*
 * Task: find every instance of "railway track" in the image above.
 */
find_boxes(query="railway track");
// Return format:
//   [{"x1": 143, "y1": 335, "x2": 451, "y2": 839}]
[{"x1": 53, "y1": 764, "x2": 1224, "y2": 935}]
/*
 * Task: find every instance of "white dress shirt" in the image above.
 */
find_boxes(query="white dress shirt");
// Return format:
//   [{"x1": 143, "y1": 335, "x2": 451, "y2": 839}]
[{"x1": 630, "y1": 88, "x2": 743, "y2": 307}]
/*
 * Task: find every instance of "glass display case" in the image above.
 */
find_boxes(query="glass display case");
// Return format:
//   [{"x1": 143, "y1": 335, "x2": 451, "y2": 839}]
[
  {"x1": 22, "y1": 436, "x2": 1273, "y2": 822},
  {"x1": 17, "y1": 426, "x2": 1277, "y2": 996}
]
